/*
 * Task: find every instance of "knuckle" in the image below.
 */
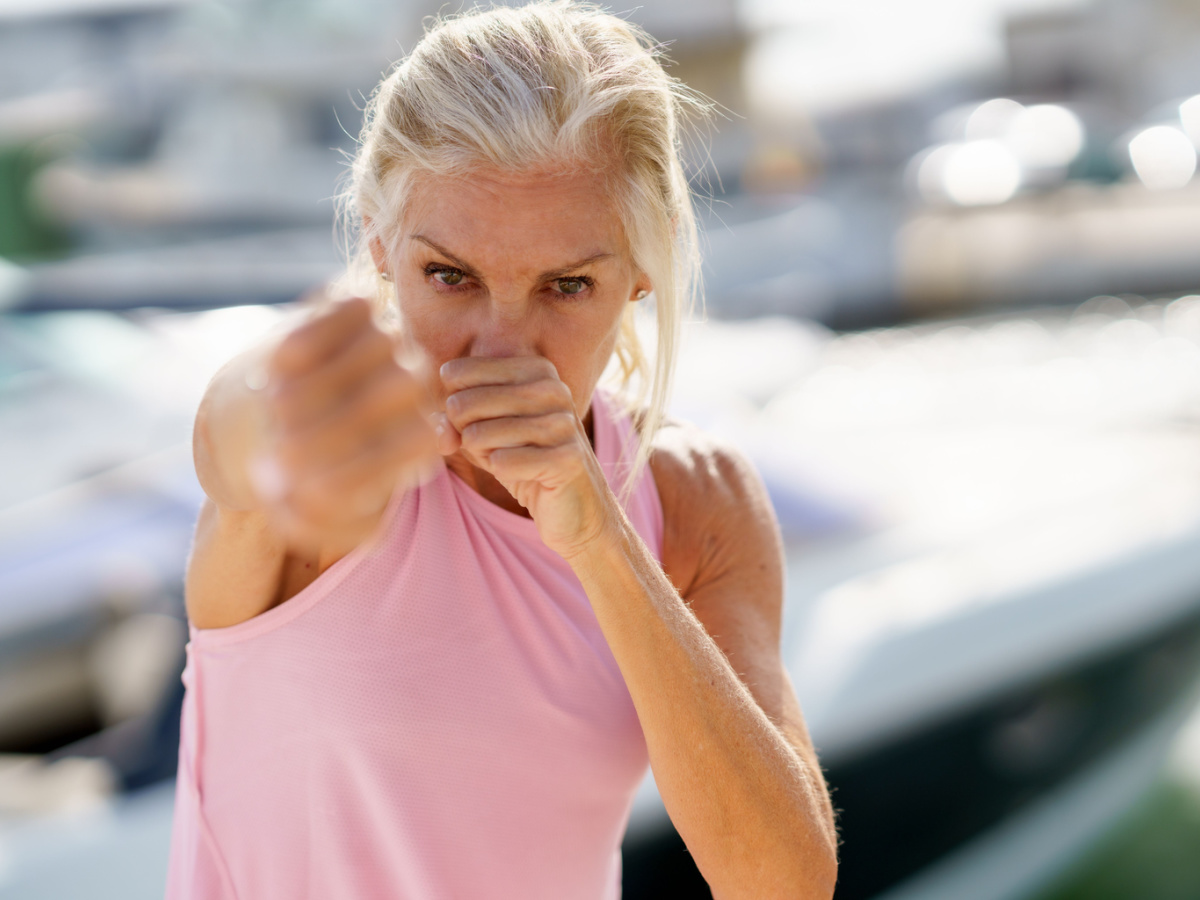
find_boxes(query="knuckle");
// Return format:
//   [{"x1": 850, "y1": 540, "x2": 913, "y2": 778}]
[
  {"x1": 550, "y1": 379, "x2": 572, "y2": 403},
  {"x1": 551, "y1": 411, "x2": 576, "y2": 435},
  {"x1": 530, "y1": 379, "x2": 558, "y2": 404},
  {"x1": 284, "y1": 323, "x2": 315, "y2": 350},
  {"x1": 335, "y1": 296, "x2": 371, "y2": 324},
  {"x1": 460, "y1": 420, "x2": 483, "y2": 444},
  {"x1": 272, "y1": 333, "x2": 309, "y2": 371}
]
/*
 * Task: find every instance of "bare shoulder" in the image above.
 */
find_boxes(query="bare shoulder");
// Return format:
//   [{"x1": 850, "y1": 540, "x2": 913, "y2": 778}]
[
  {"x1": 643, "y1": 424, "x2": 822, "y2": 790},
  {"x1": 647, "y1": 416, "x2": 783, "y2": 601}
]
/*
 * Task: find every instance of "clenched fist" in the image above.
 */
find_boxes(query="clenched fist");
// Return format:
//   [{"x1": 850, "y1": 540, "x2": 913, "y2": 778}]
[
  {"x1": 245, "y1": 297, "x2": 440, "y2": 552},
  {"x1": 437, "y1": 355, "x2": 619, "y2": 561}
]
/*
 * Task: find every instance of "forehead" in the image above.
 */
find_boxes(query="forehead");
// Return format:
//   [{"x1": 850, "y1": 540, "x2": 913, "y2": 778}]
[{"x1": 402, "y1": 165, "x2": 628, "y2": 267}]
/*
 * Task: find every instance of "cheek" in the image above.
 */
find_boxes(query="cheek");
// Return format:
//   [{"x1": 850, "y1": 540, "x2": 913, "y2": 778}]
[
  {"x1": 543, "y1": 308, "x2": 626, "y2": 407},
  {"x1": 392, "y1": 289, "x2": 464, "y2": 401}
]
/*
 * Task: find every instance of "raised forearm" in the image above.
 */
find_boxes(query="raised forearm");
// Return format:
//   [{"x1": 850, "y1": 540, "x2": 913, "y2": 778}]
[{"x1": 567, "y1": 517, "x2": 837, "y2": 900}]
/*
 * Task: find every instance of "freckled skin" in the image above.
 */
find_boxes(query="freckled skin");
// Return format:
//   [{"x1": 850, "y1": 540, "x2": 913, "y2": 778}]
[{"x1": 379, "y1": 167, "x2": 643, "y2": 516}]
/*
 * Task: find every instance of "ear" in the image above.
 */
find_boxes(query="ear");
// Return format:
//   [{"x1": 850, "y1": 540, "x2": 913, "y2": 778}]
[
  {"x1": 630, "y1": 273, "x2": 652, "y2": 303},
  {"x1": 364, "y1": 218, "x2": 389, "y2": 278}
]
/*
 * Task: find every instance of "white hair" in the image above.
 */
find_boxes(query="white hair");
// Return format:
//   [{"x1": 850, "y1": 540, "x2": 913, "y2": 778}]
[{"x1": 337, "y1": 0, "x2": 708, "y2": 490}]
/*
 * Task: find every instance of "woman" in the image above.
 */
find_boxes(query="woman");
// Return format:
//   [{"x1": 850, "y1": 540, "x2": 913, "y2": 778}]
[{"x1": 168, "y1": 3, "x2": 837, "y2": 898}]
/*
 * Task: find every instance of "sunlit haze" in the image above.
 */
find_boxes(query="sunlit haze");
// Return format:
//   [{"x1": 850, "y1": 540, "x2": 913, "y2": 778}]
[{"x1": 742, "y1": 0, "x2": 1091, "y2": 116}]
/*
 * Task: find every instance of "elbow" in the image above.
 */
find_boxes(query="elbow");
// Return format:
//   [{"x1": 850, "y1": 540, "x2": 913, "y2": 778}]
[
  {"x1": 806, "y1": 784, "x2": 840, "y2": 899},
  {"x1": 783, "y1": 827, "x2": 838, "y2": 900},
  {"x1": 776, "y1": 856, "x2": 837, "y2": 900},
  {"x1": 809, "y1": 850, "x2": 838, "y2": 900},
  {"x1": 810, "y1": 814, "x2": 840, "y2": 899},
  {"x1": 814, "y1": 812, "x2": 840, "y2": 898},
  {"x1": 723, "y1": 837, "x2": 837, "y2": 900}
]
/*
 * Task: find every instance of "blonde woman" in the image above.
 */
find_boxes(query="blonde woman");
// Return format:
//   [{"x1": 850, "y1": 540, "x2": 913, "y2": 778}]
[{"x1": 168, "y1": 3, "x2": 837, "y2": 897}]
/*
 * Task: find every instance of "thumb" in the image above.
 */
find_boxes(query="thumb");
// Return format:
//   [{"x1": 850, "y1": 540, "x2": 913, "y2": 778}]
[{"x1": 432, "y1": 412, "x2": 461, "y2": 457}]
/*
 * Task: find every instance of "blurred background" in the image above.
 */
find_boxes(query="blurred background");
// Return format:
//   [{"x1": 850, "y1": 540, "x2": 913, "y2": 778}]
[{"x1": 3, "y1": 0, "x2": 1200, "y2": 897}]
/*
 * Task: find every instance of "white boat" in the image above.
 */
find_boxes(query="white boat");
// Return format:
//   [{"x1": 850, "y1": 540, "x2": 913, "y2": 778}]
[{"x1": 622, "y1": 296, "x2": 1200, "y2": 898}]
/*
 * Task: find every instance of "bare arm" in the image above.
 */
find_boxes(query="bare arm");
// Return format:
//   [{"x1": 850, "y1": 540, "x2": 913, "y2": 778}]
[
  {"x1": 186, "y1": 297, "x2": 438, "y2": 629},
  {"x1": 568, "y1": 423, "x2": 837, "y2": 899},
  {"x1": 433, "y1": 359, "x2": 837, "y2": 896}
]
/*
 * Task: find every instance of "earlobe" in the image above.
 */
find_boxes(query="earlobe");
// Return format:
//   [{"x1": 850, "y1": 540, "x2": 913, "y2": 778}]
[{"x1": 631, "y1": 275, "x2": 651, "y2": 303}]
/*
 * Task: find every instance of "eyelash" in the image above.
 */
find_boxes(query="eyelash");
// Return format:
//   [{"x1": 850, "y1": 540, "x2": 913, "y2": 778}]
[{"x1": 422, "y1": 264, "x2": 594, "y2": 298}]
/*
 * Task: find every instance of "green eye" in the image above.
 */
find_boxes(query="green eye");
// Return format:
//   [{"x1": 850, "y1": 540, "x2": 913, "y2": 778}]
[
  {"x1": 434, "y1": 269, "x2": 464, "y2": 286},
  {"x1": 557, "y1": 278, "x2": 586, "y2": 295}
]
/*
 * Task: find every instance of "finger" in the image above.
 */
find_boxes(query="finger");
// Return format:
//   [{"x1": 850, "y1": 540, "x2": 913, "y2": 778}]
[
  {"x1": 433, "y1": 412, "x2": 461, "y2": 456},
  {"x1": 290, "y1": 447, "x2": 431, "y2": 524},
  {"x1": 486, "y1": 443, "x2": 578, "y2": 484},
  {"x1": 459, "y1": 411, "x2": 580, "y2": 457},
  {"x1": 444, "y1": 379, "x2": 573, "y2": 432},
  {"x1": 277, "y1": 421, "x2": 438, "y2": 527},
  {"x1": 270, "y1": 297, "x2": 374, "y2": 380},
  {"x1": 277, "y1": 367, "x2": 427, "y2": 469},
  {"x1": 439, "y1": 356, "x2": 558, "y2": 393},
  {"x1": 272, "y1": 325, "x2": 396, "y2": 430}
]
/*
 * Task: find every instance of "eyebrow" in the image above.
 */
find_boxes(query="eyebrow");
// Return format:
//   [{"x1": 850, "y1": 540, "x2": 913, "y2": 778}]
[{"x1": 411, "y1": 234, "x2": 614, "y2": 281}]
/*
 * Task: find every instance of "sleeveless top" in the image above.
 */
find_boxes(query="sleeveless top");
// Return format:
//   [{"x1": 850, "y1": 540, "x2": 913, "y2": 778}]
[{"x1": 165, "y1": 389, "x2": 662, "y2": 900}]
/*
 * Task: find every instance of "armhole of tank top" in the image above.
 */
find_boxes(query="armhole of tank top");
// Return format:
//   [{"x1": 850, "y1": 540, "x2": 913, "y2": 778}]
[
  {"x1": 188, "y1": 483, "x2": 413, "y2": 647},
  {"x1": 640, "y1": 452, "x2": 666, "y2": 564}
]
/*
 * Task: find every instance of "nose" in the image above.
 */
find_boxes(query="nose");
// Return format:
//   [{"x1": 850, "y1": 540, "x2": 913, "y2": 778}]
[{"x1": 469, "y1": 293, "x2": 537, "y2": 359}]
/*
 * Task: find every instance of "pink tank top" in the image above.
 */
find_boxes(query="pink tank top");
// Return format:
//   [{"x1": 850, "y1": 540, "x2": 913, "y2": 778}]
[{"x1": 166, "y1": 389, "x2": 661, "y2": 900}]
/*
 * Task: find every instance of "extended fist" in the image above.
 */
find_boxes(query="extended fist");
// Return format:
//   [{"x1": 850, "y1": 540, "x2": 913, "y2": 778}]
[{"x1": 248, "y1": 297, "x2": 439, "y2": 552}]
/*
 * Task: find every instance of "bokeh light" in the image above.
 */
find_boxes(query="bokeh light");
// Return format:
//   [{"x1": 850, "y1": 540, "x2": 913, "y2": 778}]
[
  {"x1": 1006, "y1": 104, "x2": 1085, "y2": 169},
  {"x1": 1128, "y1": 125, "x2": 1197, "y2": 190},
  {"x1": 917, "y1": 139, "x2": 1022, "y2": 206},
  {"x1": 913, "y1": 99, "x2": 1084, "y2": 205}
]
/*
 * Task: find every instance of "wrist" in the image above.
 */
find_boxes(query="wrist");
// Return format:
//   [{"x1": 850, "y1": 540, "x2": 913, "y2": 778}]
[{"x1": 558, "y1": 500, "x2": 635, "y2": 573}]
